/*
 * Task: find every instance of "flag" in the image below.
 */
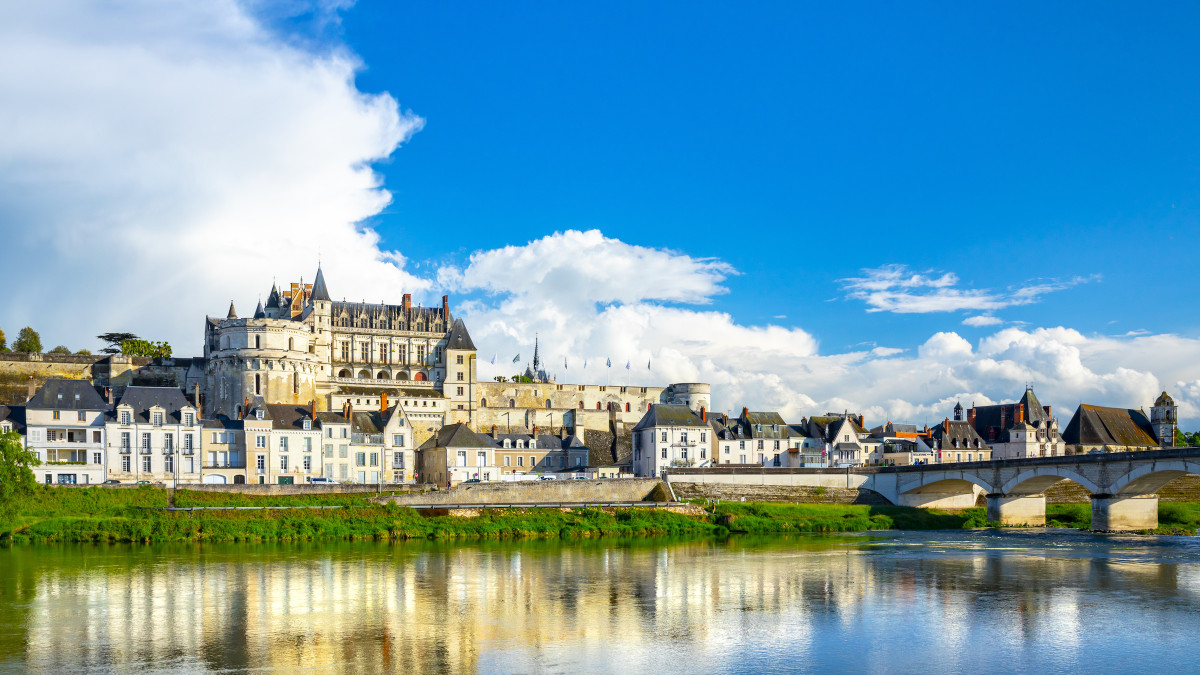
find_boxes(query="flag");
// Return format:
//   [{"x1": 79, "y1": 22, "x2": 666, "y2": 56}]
[
  {"x1": 625, "y1": 360, "x2": 630, "y2": 370},
  {"x1": 606, "y1": 357, "x2": 611, "y2": 368},
  {"x1": 512, "y1": 354, "x2": 520, "y2": 363},
  {"x1": 583, "y1": 358, "x2": 588, "y2": 369},
  {"x1": 564, "y1": 357, "x2": 568, "y2": 370},
  {"x1": 490, "y1": 354, "x2": 496, "y2": 365},
  {"x1": 647, "y1": 358, "x2": 651, "y2": 370}
]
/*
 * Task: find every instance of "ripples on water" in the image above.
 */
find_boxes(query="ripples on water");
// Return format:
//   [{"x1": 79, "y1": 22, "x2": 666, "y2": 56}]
[{"x1": 1, "y1": 530, "x2": 1198, "y2": 674}]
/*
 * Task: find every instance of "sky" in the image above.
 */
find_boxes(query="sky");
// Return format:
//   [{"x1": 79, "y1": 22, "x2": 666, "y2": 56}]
[{"x1": 3, "y1": 1, "x2": 1200, "y2": 426}]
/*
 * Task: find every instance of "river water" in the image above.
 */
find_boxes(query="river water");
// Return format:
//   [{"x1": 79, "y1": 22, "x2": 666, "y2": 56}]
[{"x1": 0, "y1": 530, "x2": 1198, "y2": 673}]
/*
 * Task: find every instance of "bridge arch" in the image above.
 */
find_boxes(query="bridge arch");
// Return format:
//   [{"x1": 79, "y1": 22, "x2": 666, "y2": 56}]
[
  {"x1": 897, "y1": 473, "x2": 995, "y2": 497},
  {"x1": 1108, "y1": 459, "x2": 1200, "y2": 496},
  {"x1": 1001, "y1": 468, "x2": 1102, "y2": 496}
]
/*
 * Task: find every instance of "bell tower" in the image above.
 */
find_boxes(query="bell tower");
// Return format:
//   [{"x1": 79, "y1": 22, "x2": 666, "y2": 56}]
[{"x1": 1151, "y1": 391, "x2": 1177, "y2": 448}]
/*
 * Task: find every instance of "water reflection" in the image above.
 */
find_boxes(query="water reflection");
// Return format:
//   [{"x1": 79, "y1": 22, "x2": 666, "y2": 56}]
[{"x1": 1, "y1": 531, "x2": 1199, "y2": 673}]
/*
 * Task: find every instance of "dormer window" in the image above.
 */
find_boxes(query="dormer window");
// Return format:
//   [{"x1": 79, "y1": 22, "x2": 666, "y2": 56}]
[
  {"x1": 303, "y1": 419, "x2": 311, "y2": 431},
  {"x1": 255, "y1": 409, "x2": 264, "y2": 420},
  {"x1": 152, "y1": 412, "x2": 163, "y2": 426},
  {"x1": 503, "y1": 439, "x2": 511, "y2": 448},
  {"x1": 516, "y1": 440, "x2": 525, "y2": 449},
  {"x1": 120, "y1": 411, "x2": 131, "y2": 425}
]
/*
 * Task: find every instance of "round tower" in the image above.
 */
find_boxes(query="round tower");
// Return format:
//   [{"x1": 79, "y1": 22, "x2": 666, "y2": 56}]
[
  {"x1": 204, "y1": 317, "x2": 321, "y2": 416},
  {"x1": 667, "y1": 383, "x2": 711, "y2": 418}
]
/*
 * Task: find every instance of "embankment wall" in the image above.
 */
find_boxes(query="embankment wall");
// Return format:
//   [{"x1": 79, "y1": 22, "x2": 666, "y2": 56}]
[{"x1": 375, "y1": 478, "x2": 663, "y2": 506}]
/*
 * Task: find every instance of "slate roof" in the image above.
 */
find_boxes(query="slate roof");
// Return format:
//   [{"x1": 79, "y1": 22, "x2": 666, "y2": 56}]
[
  {"x1": 201, "y1": 415, "x2": 243, "y2": 431},
  {"x1": 253, "y1": 300, "x2": 266, "y2": 319},
  {"x1": 632, "y1": 404, "x2": 705, "y2": 431},
  {"x1": 27, "y1": 379, "x2": 108, "y2": 410},
  {"x1": 932, "y1": 420, "x2": 989, "y2": 451},
  {"x1": 1062, "y1": 404, "x2": 1159, "y2": 448},
  {"x1": 310, "y1": 265, "x2": 331, "y2": 302},
  {"x1": 491, "y1": 431, "x2": 588, "y2": 452},
  {"x1": 446, "y1": 318, "x2": 476, "y2": 351},
  {"x1": 737, "y1": 411, "x2": 791, "y2": 440},
  {"x1": 227, "y1": 301, "x2": 237, "y2": 319},
  {"x1": 418, "y1": 422, "x2": 498, "y2": 450},
  {"x1": 969, "y1": 388, "x2": 1054, "y2": 442},
  {"x1": 0, "y1": 405, "x2": 27, "y2": 434},
  {"x1": 802, "y1": 415, "x2": 865, "y2": 443},
  {"x1": 112, "y1": 386, "x2": 194, "y2": 423}
]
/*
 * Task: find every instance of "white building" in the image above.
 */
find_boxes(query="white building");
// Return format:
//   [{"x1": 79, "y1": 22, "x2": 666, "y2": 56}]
[
  {"x1": 243, "y1": 399, "x2": 323, "y2": 485},
  {"x1": 416, "y1": 422, "x2": 499, "y2": 485},
  {"x1": 25, "y1": 379, "x2": 109, "y2": 485},
  {"x1": 631, "y1": 404, "x2": 710, "y2": 477},
  {"x1": 107, "y1": 386, "x2": 202, "y2": 484}
]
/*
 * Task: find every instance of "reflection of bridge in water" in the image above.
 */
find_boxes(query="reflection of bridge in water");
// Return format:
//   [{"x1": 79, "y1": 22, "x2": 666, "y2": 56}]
[{"x1": 670, "y1": 447, "x2": 1200, "y2": 530}]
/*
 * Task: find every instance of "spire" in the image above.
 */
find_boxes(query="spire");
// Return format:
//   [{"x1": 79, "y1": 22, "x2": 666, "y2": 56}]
[
  {"x1": 265, "y1": 282, "x2": 281, "y2": 309},
  {"x1": 227, "y1": 301, "x2": 237, "y2": 319},
  {"x1": 253, "y1": 300, "x2": 265, "y2": 319},
  {"x1": 311, "y1": 264, "x2": 331, "y2": 302},
  {"x1": 532, "y1": 334, "x2": 541, "y2": 371}
]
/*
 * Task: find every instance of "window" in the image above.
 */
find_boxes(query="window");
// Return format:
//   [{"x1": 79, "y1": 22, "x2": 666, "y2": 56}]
[
  {"x1": 354, "y1": 452, "x2": 365, "y2": 467},
  {"x1": 184, "y1": 413, "x2": 194, "y2": 426},
  {"x1": 141, "y1": 433, "x2": 151, "y2": 450},
  {"x1": 325, "y1": 444, "x2": 333, "y2": 458},
  {"x1": 661, "y1": 431, "x2": 667, "y2": 442},
  {"x1": 516, "y1": 440, "x2": 525, "y2": 449},
  {"x1": 504, "y1": 456, "x2": 511, "y2": 466},
  {"x1": 254, "y1": 336, "x2": 261, "y2": 349},
  {"x1": 164, "y1": 434, "x2": 174, "y2": 451},
  {"x1": 503, "y1": 439, "x2": 511, "y2": 448},
  {"x1": 774, "y1": 440, "x2": 780, "y2": 450},
  {"x1": 121, "y1": 411, "x2": 131, "y2": 425},
  {"x1": 77, "y1": 411, "x2": 86, "y2": 422},
  {"x1": 339, "y1": 445, "x2": 348, "y2": 458},
  {"x1": 661, "y1": 448, "x2": 667, "y2": 459},
  {"x1": 53, "y1": 411, "x2": 60, "y2": 420},
  {"x1": 341, "y1": 428, "x2": 348, "y2": 438},
  {"x1": 255, "y1": 435, "x2": 266, "y2": 448},
  {"x1": 701, "y1": 432, "x2": 707, "y2": 442},
  {"x1": 340, "y1": 465, "x2": 348, "y2": 480},
  {"x1": 456, "y1": 371, "x2": 464, "y2": 381},
  {"x1": 142, "y1": 456, "x2": 152, "y2": 472},
  {"x1": 257, "y1": 455, "x2": 266, "y2": 472},
  {"x1": 393, "y1": 434, "x2": 404, "y2": 446},
  {"x1": 184, "y1": 434, "x2": 193, "y2": 452},
  {"x1": 457, "y1": 387, "x2": 464, "y2": 396},
  {"x1": 477, "y1": 451, "x2": 487, "y2": 466},
  {"x1": 93, "y1": 452, "x2": 101, "y2": 465},
  {"x1": 456, "y1": 354, "x2": 464, "y2": 365},
  {"x1": 844, "y1": 435, "x2": 850, "y2": 442},
  {"x1": 280, "y1": 455, "x2": 289, "y2": 471},
  {"x1": 739, "y1": 440, "x2": 745, "y2": 450},
  {"x1": 579, "y1": 402, "x2": 584, "y2": 410},
  {"x1": 370, "y1": 452, "x2": 378, "y2": 467},
  {"x1": 152, "y1": 412, "x2": 163, "y2": 426},
  {"x1": 757, "y1": 440, "x2": 764, "y2": 450},
  {"x1": 340, "y1": 343, "x2": 350, "y2": 361},
  {"x1": 724, "y1": 446, "x2": 730, "y2": 455},
  {"x1": 517, "y1": 456, "x2": 524, "y2": 467},
  {"x1": 121, "y1": 432, "x2": 131, "y2": 450},
  {"x1": 700, "y1": 449, "x2": 706, "y2": 459},
  {"x1": 681, "y1": 449, "x2": 688, "y2": 460},
  {"x1": 303, "y1": 419, "x2": 311, "y2": 431},
  {"x1": 325, "y1": 462, "x2": 333, "y2": 476},
  {"x1": 122, "y1": 455, "x2": 130, "y2": 472},
  {"x1": 456, "y1": 451, "x2": 466, "y2": 467},
  {"x1": 280, "y1": 436, "x2": 288, "y2": 451},
  {"x1": 393, "y1": 452, "x2": 404, "y2": 468},
  {"x1": 509, "y1": 399, "x2": 515, "y2": 408},
  {"x1": 529, "y1": 456, "x2": 536, "y2": 467},
  {"x1": 303, "y1": 456, "x2": 311, "y2": 472},
  {"x1": 165, "y1": 455, "x2": 174, "y2": 473}
]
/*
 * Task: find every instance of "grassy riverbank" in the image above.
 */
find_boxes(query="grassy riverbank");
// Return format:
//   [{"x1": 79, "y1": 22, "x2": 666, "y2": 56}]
[{"x1": 4, "y1": 487, "x2": 1199, "y2": 544}]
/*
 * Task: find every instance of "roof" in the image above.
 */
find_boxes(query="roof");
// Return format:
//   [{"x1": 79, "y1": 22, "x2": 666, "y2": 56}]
[
  {"x1": 1155, "y1": 391, "x2": 1175, "y2": 407},
  {"x1": 310, "y1": 265, "x2": 331, "y2": 302},
  {"x1": 632, "y1": 404, "x2": 705, "y2": 431},
  {"x1": 27, "y1": 379, "x2": 108, "y2": 411},
  {"x1": 933, "y1": 420, "x2": 990, "y2": 451},
  {"x1": 113, "y1": 386, "x2": 194, "y2": 423},
  {"x1": 227, "y1": 301, "x2": 237, "y2": 319},
  {"x1": 1062, "y1": 404, "x2": 1159, "y2": 448},
  {"x1": 418, "y1": 422, "x2": 498, "y2": 450},
  {"x1": 491, "y1": 431, "x2": 587, "y2": 451},
  {"x1": 202, "y1": 415, "x2": 242, "y2": 430},
  {"x1": 446, "y1": 317, "x2": 476, "y2": 351},
  {"x1": 969, "y1": 388, "x2": 1054, "y2": 442},
  {"x1": 266, "y1": 284, "x2": 281, "y2": 309},
  {"x1": 0, "y1": 405, "x2": 27, "y2": 434},
  {"x1": 253, "y1": 300, "x2": 266, "y2": 319}
]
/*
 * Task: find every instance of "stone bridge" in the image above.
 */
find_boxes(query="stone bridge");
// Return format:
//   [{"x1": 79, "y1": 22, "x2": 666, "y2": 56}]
[{"x1": 668, "y1": 447, "x2": 1200, "y2": 530}]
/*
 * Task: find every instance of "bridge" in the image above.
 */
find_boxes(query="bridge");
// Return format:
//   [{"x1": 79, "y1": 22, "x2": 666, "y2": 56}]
[{"x1": 667, "y1": 447, "x2": 1200, "y2": 530}]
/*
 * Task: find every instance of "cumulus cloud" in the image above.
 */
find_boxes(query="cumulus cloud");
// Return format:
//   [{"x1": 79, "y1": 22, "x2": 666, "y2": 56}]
[
  {"x1": 0, "y1": 0, "x2": 425, "y2": 352},
  {"x1": 963, "y1": 315, "x2": 1003, "y2": 327},
  {"x1": 840, "y1": 264, "x2": 1098, "y2": 314}
]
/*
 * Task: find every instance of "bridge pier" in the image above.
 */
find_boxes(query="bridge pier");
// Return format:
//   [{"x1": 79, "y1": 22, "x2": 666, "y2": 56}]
[
  {"x1": 985, "y1": 494, "x2": 1046, "y2": 526},
  {"x1": 1091, "y1": 495, "x2": 1158, "y2": 531}
]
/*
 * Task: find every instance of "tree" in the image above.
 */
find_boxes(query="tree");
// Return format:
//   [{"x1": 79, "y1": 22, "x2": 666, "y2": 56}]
[
  {"x1": 119, "y1": 339, "x2": 172, "y2": 358},
  {"x1": 0, "y1": 327, "x2": 6, "y2": 352},
  {"x1": 12, "y1": 327, "x2": 41, "y2": 354},
  {"x1": 0, "y1": 430, "x2": 40, "y2": 532},
  {"x1": 493, "y1": 376, "x2": 508, "y2": 382},
  {"x1": 97, "y1": 332, "x2": 139, "y2": 355},
  {"x1": 48, "y1": 345, "x2": 71, "y2": 355},
  {"x1": 76, "y1": 349, "x2": 91, "y2": 356}
]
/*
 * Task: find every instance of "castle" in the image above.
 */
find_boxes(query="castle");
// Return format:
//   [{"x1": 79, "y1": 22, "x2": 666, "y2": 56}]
[{"x1": 201, "y1": 267, "x2": 708, "y2": 449}]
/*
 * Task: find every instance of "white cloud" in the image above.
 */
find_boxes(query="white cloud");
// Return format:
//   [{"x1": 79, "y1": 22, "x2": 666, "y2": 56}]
[
  {"x1": 963, "y1": 315, "x2": 1003, "y2": 327},
  {"x1": 0, "y1": 0, "x2": 425, "y2": 352},
  {"x1": 840, "y1": 264, "x2": 1097, "y2": 314}
]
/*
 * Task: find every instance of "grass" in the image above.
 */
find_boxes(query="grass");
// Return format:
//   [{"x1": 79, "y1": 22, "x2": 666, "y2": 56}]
[{"x1": 5, "y1": 487, "x2": 1200, "y2": 544}]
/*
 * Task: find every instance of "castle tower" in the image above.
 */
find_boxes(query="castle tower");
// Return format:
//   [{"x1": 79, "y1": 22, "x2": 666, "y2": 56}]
[
  {"x1": 953, "y1": 401, "x2": 964, "y2": 421},
  {"x1": 309, "y1": 264, "x2": 333, "y2": 375},
  {"x1": 1151, "y1": 391, "x2": 1177, "y2": 448}
]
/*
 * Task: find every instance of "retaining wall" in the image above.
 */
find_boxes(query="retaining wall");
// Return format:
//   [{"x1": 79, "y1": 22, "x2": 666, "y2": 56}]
[
  {"x1": 375, "y1": 477, "x2": 663, "y2": 506},
  {"x1": 178, "y1": 483, "x2": 435, "y2": 496},
  {"x1": 669, "y1": 481, "x2": 890, "y2": 505}
]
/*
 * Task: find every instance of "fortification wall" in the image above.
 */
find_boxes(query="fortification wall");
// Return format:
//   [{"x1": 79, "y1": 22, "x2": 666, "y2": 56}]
[
  {"x1": 375, "y1": 477, "x2": 663, "y2": 506},
  {"x1": 0, "y1": 354, "x2": 104, "y2": 404}
]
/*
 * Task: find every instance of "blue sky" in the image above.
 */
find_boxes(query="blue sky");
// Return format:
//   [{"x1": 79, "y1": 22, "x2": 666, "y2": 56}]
[
  {"x1": 329, "y1": 1, "x2": 1200, "y2": 349},
  {"x1": 3, "y1": 0, "x2": 1200, "y2": 425}
]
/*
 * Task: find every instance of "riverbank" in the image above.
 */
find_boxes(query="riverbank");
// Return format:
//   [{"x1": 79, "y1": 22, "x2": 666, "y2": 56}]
[{"x1": 4, "y1": 487, "x2": 1199, "y2": 544}]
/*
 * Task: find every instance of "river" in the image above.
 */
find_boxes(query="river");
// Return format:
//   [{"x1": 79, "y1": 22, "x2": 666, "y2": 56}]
[{"x1": 0, "y1": 530, "x2": 1198, "y2": 673}]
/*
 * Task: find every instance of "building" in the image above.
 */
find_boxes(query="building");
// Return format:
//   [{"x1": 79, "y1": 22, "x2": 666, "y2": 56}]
[
  {"x1": 488, "y1": 426, "x2": 589, "y2": 475},
  {"x1": 792, "y1": 413, "x2": 879, "y2": 467},
  {"x1": 1061, "y1": 403, "x2": 1161, "y2": 454},
  {"x1": 966, "y1": 387, "x2": 1065, "y2": 460},
  {"x1": 0, "y1": 404, "x2": 26, "y2": 438},
  {"x1": 416, "y1": 422, "x2": 500, "y2": 485},
  {"x1": 24, "y1": 379, "x2": 109, "y2": 485},
  {"x1": 201, "y1": 415, "x2": 246, "y2": 484},
  {"x1": 631, "y1": 404, "x2": 710, "y2": 477},
  {"x1": 721, "y1": 409, "x2": 792, "y2": 467},
  {"x1": 871, "y1": 422, "x2": 936, "y2": 466},
  {"x1": 930, "y1": 411, "x2": 991, "y2": 463},
  {"x1": 242, "y1": 399, "x2": 323, "y2": 485},
  {"x1": 1151, "y1": 391, "x2": 1178, "y2": 447},
  {"x1": 106, "y1": 386, "x2": 202, "y2": 484}
]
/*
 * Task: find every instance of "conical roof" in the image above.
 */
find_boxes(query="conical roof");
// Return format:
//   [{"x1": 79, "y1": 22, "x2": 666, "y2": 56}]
[
  {"x1": 311, "y1": 265, "x2": 331, "y2": 302},
  {"x1": 446, "y1": 317, "x2": 476, "y2": 351},
  {"x1": 253, "y1": 300, "x2": 266, "y2": 319},
  {"x1": 265, "y1": 283, "x2": 281, "y2": 309},
  {"x1": 226, "y1": 301, "x2": 237, "y2": 319}
]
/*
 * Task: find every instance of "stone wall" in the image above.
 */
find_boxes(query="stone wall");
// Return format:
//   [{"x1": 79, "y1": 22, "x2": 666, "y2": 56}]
[
  {"x1": 0, "y1": 354, "x2": 103, "y2": 404},
  {"x1": 669, "y1": 481, "x2": 890, "y2": 505},
  {"x1": 375, "y1": 477, "x2": 663, "y2": 506},
  {"x1": 179, "y1": 483, "x2": 435, "y2": 496},
  {"x1": 1042, "y1": 475, "x2": 1200, "y2": 503}
]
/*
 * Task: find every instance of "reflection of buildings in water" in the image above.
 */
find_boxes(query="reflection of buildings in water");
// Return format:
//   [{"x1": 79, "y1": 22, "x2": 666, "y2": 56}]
[{"x1": 10, "y1": 537, "x2": 1194, "y2": 672}]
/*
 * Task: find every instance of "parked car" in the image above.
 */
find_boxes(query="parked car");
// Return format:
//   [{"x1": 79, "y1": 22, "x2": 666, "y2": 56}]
[
  {"x1": 539, "y1": 476, "x2": 556, "y2": 481},
  {"x1": 309, "y1": 477, "x2": 339, "y2": 484},
  {"x1": 103, "y1": 479, "x2": 121, "y2": 484},
  {"x1": 136, "y1": 480, "x2": 151, "y2": 486},
  {"x1": 464, "y1": 478, "x2": 481, "y2": 483}
]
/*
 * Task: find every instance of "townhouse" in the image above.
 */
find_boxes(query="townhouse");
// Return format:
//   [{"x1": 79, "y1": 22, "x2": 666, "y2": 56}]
[{"x1": 106, "y1": 386, "x2": 202, "y2": 484}]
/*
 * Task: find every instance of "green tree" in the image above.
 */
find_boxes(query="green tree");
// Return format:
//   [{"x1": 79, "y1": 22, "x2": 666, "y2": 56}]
[
  {"x1": 12, "y1": 327, "x2": 41, "y2": 354},
  {"x1": 493, "y1": 376, "x2": 508, "y2": 382},
  {"x1": 48, "y1": 345, "x2": 71, "y2": 355},
  {"x1": 97, "y1": 332, "x2": 139, "y2": 355},
  {"x1": 0, "y1": 430, "x2": 40, "y2": 531},
  {"x1": 75, "y1": 349, "x2": 92, "y2": 356},
  {"x1": 0, "y1": 327, "x2": 6, "y2": 352},
  {"x1": 119, "y1": 339, "x2": 172, "y2": 358}
]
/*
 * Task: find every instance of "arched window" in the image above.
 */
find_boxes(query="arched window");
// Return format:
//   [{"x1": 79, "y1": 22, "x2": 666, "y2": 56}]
[
  {"x1": 509, "y1": 399, "x2": 515, "y2": 408},
  {"x1": 288, "y1": 337, "x2": 294, "y2": 351},
  {"x1": 503, "y1": 439, "x2": 511, "y2": 448},
  {"x1": 596, "y1": 402, "x2": 601, "y2": 410},
  {"x1": 377, "y1": 371, "x2": 388, "y2": 379},
  {"x1": 545, "y1": 400, "x2": 552, "y2": 409},
  {"x1": 413, "y1": 372, "x2": 427, "y2": 382},
  {"x1": 358, "y1": 370, "x2": 369, "y2": 379},
  {"x1": 625, "y1": 403, "x2": 631, "y2": 412},
  {"x1": 579, "y1": 402, "x2": 584, "y2": 410},
  {"x1": 481, "y1": 398, "x2": 488, "y2": 408},
  {"x1": 338, "y1": 369, "x2": 349, "y2": 378},
  {"x1": 254, "y1": 335, "x2": 261, "y2": 349}
]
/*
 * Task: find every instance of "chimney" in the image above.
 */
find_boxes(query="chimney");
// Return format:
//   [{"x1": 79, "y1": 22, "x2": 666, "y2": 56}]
[
  {"x1": 342, "y1": 400, "x2": 349, "y2": 418},
  {"x1": 533, "y1": 425, "x2": 539, "y2": 440},
  {"x1": 741, "y1": 407, "x2": 749, "y2": 419},
  {"x1": 944, "y1": 417, "x2": 950, "y2": 431},
  {"x1": 1017, "y1": 404, "x2": 1025, "y2": 424},
  {"x1": 560, "y1": 425, "x2": 567, "y2": 440},
  {"x1": 967, "y1": 408, "x2": 976, "y2": 426},
  {"x1": 492, "y1": 424, "x2": 498, "y2": 439},
  {"x1": 403, "y1": 294, "x2": 412, "y2": 313},
  {"x1": 193, "y1": 383, "x2": 201, "y2": 418},
  {"x1": 380, "y1": 392, "x2": 388, "y2": 413},
  {"x1": 107, "y1": 386, "x2": 114, "y2": 405},
  {"x1": 1044, "y1": 405, "x2": 1051, "y2": 418},
  {"x1": 310, "y1": 400, "x2": 316, "y2": 422},
  {"x1": 26, "y1": 376, "x2": 35, "y2": 403},
  {"x1": 442, "y1": 295, "x2": 449, "y2": 317},
  {"x1": 701, "y1": 408, "x2": 707, "y2": 422}
]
